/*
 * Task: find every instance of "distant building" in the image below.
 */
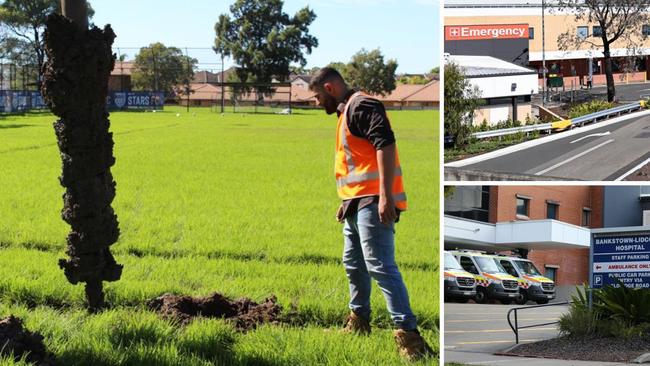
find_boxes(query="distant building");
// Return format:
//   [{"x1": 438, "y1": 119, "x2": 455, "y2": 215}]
[
  {"x1": 445, "y1": 0, "x2": 650, "y2": 88},
  {"x1": 193, "y1": 67, "x2": 236, "y2": 84},
  {"x1": 447, "y1": 55, "x2": 538, "y2": 124},
  {"x1": 177, "y1": 80, "x2": 439, "y2": 109},
  {"x1": 376, "y1": 79, "x2": 440, "y2": 109},
  {"x1": 109, "y1": 61, "x2": 135, "y2": 92},
  {"x1": 290, "y1": 75, "x2": 313, "y2": 90},
  {"x1": 445, "y1": 186, "x2": 602, "y2": 291}
]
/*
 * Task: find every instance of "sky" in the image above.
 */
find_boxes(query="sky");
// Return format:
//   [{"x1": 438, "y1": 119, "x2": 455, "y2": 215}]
[{"x1": 90, "y1": 0, "x2": 440, "y2": 74}]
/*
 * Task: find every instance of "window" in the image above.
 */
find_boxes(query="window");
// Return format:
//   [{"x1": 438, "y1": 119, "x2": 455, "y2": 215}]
[
  {"x1": 644, "y1": 25, "x2": 650, "y2": 36},
  {"x1": 500, "y1": 260, "x2": 519, "y2": 277},
  {"x1": 577, "y1": 26, "x2": 588, "y2": 39},
  {"x1": 529, "y1": 27, "x2": 535, "y2": 39},
  {"x1": 545, "y1": 267, "x2": 557, "y2": 282},
  {"x1": 516, "y1": 195, "x2": 530, "y2": 217},
  {"x1": 546, "y1": 202, "x2": 559, "y2": 220},
  {"x1": 592, "y1": 26, "x2": 602, "y2": 37},
  {"x1": 460, "y1": 256, "x2": 479, "y2": 275},
  {"x1": 444, "y1": 186, "x2": 491, "y2": 222},
  {"x1": 582, "y1": 208, "x2": 591, "y2": 227}
]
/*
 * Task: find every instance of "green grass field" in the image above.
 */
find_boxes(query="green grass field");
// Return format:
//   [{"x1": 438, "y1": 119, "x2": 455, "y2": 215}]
[{"x1": 0, "y1": 106, "x2": 439, "y2": 365}]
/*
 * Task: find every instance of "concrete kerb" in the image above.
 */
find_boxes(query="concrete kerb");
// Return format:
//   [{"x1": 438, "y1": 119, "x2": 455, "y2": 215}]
[
  {"x1": 444, "y1": 167, "x2": 575, "y2": 181},
  {"x1": 444, "y1": 350, "x2": 636, "y2": 366},
  {"x1": 445, "y1": 109, "x2": 650, "y2": 168}
]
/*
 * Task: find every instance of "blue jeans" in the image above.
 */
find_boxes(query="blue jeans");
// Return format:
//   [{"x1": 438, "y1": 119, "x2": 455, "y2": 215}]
[{"x1": 342, "y1": 202, "x2": 417, "y2": 330}]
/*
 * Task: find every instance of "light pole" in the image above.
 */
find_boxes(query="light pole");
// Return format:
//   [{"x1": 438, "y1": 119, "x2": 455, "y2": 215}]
[{"x1": 542, "y1": 0, "x2": 547, "y2": 105}]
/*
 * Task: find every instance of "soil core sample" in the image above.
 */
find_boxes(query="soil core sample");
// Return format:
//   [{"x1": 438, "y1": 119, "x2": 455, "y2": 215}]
[{"x1": 41, "y1": 13, "x2": 122, "y2": 312}]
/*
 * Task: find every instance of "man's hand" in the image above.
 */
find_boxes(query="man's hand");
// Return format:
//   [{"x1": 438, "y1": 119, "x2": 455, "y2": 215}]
[
  {"x1": 336, "y1": 204, "x2": 345, "y2": 223},
  {"x1": 378, "y1": 194, "x2": 396, "y2": 224}
]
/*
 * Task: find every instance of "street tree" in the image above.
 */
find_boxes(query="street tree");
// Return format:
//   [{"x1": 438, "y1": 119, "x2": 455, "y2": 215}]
[
  {"x1": 345, "y1": 48, "x2": 398, "y2": 96},
  {"x1": 214, "y1": 0, "x2": 318, "y2": 84},
  {"x1": 325, "y1": 61, "x2": 348, "y2": 78},
  {"x1": 41, "y1": 0, "x2": 122, "y2": 311},
  {"x1": 0, "y1": 0, "x2": 93, "y2": 86},
  {"x1": 555, "y1": 0, "x2": 650, "y2": 102},
  {"x1": 444, "y1": 62, "x2": 482, "y2": 148},
  {"x1": 131, "y1": 42, "x2": 197, "y2": 96},
  {"x1": 398, "y1": 74, "x2": 429, "y2": 85},
  {"x1": 213, "y1": 13, "x2": 231, "y2": 112}
]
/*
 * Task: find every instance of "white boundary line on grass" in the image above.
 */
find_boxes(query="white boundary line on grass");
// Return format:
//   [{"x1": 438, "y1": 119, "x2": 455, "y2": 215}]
[{"x1": 445, "y1": 109, "x2": 650, "y2": 168}]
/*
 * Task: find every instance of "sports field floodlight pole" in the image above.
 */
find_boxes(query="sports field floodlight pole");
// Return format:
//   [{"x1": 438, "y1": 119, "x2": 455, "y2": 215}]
[
  {"x1": 221, "y1": 54, "x2": 225, "y2": 113},
  {"x1": 185, "y1": 47, "x2": 190, "y2": 113},
  {"x1": 41, "y1": 0, "x2": 123, "y2": 312}
]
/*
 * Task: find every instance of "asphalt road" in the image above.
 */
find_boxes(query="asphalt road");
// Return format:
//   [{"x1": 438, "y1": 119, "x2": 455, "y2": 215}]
[
  {"x1": 603, "y1": 82, "x2": 650, "y2": 102},
  {"x1": 450, "y1": 113, "x2": 650, "y2": 180},
  {"x1": 538, "y1": 82, "x2": 650, "y2": 102},
  {"x1": 444, "y1": 302, "x2": 568, "y2": 355}
]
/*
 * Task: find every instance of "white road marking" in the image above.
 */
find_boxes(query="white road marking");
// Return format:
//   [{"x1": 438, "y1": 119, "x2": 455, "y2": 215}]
[
  {"x1": 446, "y1": 318, "x2": 558, "y2": 323},
  {"x1": 535, "y1": 139, "x2": 615, "y2": 175},
  {"x1": 446, "y1": 328, "x2": 556, "y2": 333},
  {"x1": 456, "y1": 339, "x2": 540, "y2": 345},
  {"x1": 614, "y1": 155, "x2": 650, "y2": 181},
  {"x1": 570, "y1": 131, "x2": 610, "y2": 143}
]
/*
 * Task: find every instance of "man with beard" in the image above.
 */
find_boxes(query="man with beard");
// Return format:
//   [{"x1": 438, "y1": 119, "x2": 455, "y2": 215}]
[{"x1": 308, "y1": 67, "x2": 434, "y2": 361}]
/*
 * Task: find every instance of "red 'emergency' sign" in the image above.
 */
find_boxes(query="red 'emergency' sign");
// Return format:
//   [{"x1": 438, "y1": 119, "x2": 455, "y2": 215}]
[{"x1": 445, "y1": 24, "x2": 529, "y2": 41}]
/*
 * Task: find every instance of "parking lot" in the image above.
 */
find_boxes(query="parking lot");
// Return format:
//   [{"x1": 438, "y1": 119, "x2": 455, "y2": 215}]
[{"x1": 444, "y1": 302, "x2": 569, "y2": 355}]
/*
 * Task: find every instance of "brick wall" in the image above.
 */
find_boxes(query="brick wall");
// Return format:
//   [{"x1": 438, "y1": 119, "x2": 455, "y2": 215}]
[
  {"x1": 528, "y1": 248, "x2": 590, "y2": 286},
  {"x1": 489, "y1": 185, "x2": 602, "y2": 226},
  {"x1": 489, "y1": 186, "x2": 603, "y2": 286}
]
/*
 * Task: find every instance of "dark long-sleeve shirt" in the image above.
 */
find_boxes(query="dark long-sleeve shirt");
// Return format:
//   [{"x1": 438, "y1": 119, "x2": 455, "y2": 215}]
[{"x1": 336, "y1": 90, "x2": 401, "y2": 221}]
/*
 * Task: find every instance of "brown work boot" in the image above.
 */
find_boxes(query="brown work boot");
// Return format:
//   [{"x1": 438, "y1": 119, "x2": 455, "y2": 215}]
[
  {"x1": 341, "y1": 311, "x2": 371, "y2": 335},
  {"x1": 393, "y1": 328, "x2": 436, "y2": 361}
]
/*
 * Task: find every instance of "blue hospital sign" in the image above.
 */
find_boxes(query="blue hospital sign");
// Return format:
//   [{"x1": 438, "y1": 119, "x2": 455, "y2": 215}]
[{"x1": 592, "y1": 234, "x2": 650, "y2": 288}]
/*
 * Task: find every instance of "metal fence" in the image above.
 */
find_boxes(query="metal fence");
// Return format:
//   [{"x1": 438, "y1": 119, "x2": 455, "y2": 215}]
[
  {"x1": 507, "y1": 301, "x2": 570, "y2": 344},
  {"x1": 468, "y1": 101, "x2": 647, "y2": 140},
  {"x1": 0, "y1": 90, "x2": 165, "y2": 113}
]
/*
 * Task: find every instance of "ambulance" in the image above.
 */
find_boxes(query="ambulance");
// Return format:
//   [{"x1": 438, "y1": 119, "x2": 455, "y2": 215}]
[
  {"x1": 451, "y1": 250, "x2": 520, "y2": 304},
  {"x1": 443, "y1": 251, "x2": 476, "y2": 302},
  {"x1": 492, "y1": 255, "x2": 556, "y2": 305}
]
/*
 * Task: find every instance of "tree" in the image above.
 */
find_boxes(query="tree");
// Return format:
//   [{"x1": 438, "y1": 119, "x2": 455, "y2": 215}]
[
  {"x1": 0, "y1": 0, "x2": 93, "y2": 86},
  {"x1": 41, "y1": 0, "x2": 122, "y2": 311},
  {"x1": 345, "y1": 48, "x2": 398, "y2": 96},
  {"x1": 555, "y1": 1, "x2": 650, "y2": 102},
  {"x1": 214, "y1": 0, "x2": 318, "y2": 84},
  {"x1": 131, "y1": 42, "x2": 197, "y2": 96},
  {"x1": 398, "y1": 74, "x2": 428, "y2": 85},
  {"x1": 213, "y1": 13, "x2": 231, "y2": 112},
  {"x1": 444, "y1": 62, "x2": 482, "y2": 148}
]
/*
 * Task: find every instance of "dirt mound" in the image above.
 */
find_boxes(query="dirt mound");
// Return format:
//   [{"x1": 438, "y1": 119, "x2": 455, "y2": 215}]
[
  {"x1": 148, "y1": 293, "x2": 282, "y2": 331},
  {"x1": 0, "y1": 316, "x2": 56, "y2": 366}
]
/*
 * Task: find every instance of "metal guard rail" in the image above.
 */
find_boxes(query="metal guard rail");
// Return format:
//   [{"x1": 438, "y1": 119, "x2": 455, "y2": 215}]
[
  {"x1": 507, "y1": 301, "x2": 570, "y2": 344},
  {"x1": 472, "y1": 123, "x2": 552, "y2": 139},
  {"x1": 470, "y1": 100, "x2": 647, "y2": 139}
]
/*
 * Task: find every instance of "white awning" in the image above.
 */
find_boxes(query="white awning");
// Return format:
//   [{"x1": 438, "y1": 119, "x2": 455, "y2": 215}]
[{"x1": 445, "y1": 215, "x2": 591, "y2": 251}]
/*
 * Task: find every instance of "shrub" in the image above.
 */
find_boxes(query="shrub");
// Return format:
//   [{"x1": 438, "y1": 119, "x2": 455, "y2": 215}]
[
  {"x1": 568, "y1": 100, "x2": 614, "y2": 118},
  {"x1": 560, "y1": 282, "x2": 650, "y2": 339},
  {"x1": 594, "y1": 280, "x2": 650, "y2": 325},
  {"x1": 558, "y1": 306, "x2": 599, "y2": 338}
]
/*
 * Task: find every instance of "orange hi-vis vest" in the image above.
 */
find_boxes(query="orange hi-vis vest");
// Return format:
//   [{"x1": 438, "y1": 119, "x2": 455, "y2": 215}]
[{"x1": 335, "y1": 92, "x2": 407, "y2": 210}]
